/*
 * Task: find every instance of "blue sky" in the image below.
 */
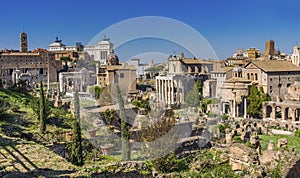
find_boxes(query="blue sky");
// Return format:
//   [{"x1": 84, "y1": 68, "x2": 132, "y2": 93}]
[{"x1": 1, "y1": 0, "x2": 300, "y2": 60}]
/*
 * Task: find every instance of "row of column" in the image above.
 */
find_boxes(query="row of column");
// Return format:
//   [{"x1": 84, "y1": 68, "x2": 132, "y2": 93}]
[
  {"x1": 156, "y1": 79, "x2": 175, "y2": 105},
  {"x1": 263, "y1": 104, "x2": 300, "y2": 121},
  {"x1": 231, "y1": 92, "x2": 247, "y2": 118}
]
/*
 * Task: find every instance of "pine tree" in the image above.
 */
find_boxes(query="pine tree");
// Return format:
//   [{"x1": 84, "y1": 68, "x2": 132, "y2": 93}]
[
  {"x1": 39, "y1": 81, "x2": 46, "y2": 133},
  {"x1": 70, "y1": 89, "x2": 83, "y2": 166},
  {"x1": 116, "y1": 85, "x2": 131, "y2": 160}
]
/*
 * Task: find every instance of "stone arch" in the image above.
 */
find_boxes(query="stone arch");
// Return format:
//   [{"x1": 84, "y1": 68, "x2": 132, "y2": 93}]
[
  {"x1": 266, "y1": 105, "x2": 272, "y2": 118},
  {"x1": 295, "y1": 108, "x2": 300, "y2": 122},
  {"x1": 275, "y1": 106, "x2": 282, "y2": 119}
]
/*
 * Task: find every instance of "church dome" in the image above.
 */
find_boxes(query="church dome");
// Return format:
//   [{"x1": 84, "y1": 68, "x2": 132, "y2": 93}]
[{"x1": 98, "y1": 37, "x2": 113, "y2": 45}]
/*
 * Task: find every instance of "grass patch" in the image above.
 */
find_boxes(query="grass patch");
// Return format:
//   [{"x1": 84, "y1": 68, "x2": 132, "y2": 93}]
[{"x1": 259, "y1": 135, "x2": 300, "y2": 153}]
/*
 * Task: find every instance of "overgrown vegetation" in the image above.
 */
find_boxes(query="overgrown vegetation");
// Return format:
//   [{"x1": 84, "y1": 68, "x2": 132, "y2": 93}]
[
  {"x1": 132, "y1": 99, "x2": 150, "y2": 110},
  {"x1": 39, "y1": 81, "x2": 46, "y2": 133}
]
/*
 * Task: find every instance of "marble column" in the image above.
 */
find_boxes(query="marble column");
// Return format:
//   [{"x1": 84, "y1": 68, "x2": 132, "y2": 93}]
[
  {"x1": 171, "y1": 80, "x2": 174, "y2": 105},
  {"x1": 167, "y1": 80, "x2": 171, "y2": 105},
  {"x1": 59, "y1": 74, "x2": 63, "y2": 92},
  {"x1": 161, "y1": 80, "x2": 165, "y2": 103}
]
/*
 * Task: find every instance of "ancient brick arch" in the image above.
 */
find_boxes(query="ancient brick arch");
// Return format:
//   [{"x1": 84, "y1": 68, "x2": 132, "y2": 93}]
[{"x1": 263, "y1": 101, "x2": 300, "y2": 121}]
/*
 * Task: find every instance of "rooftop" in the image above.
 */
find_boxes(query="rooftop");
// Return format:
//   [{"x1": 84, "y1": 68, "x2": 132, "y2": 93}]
[
  {"x1": 1, "y1": 52, "x2": 40, "y2": 56},
  {"x1": 182, "y1": 58, "x2": 214, "y2": 65},
  {"x1": 211, "y1": 67, "x2": 234, "y2": 73},
  {"x1": 248, "y1": 60, "x2": 300, "y2": 72}
]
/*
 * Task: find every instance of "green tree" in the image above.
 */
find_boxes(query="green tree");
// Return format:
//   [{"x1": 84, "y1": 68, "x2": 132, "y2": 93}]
[
  {"x1": 247, "y1": 84, "x2": 271, "y2": 118},
  {"x1": 30, "y1": 96, "x2": 51, "y2": 122},
  {"x1": 186, "y1": 82, "x2": 200, "y2": 107},
  {"x1": 195, "y1": 79, "x2": 203, "y2": 98},
  {"x1": 70, "y1": 119, "x2": 83, "y2": 166},
  {"x1": 70, "y1": 89, "x2": 83, "y2": 166},
  {"x1": 116, "y1": 85, "x2": 131, "y2": 160},
  {"x1": 39, "y1": 81, "x2": 46, "y2": 133},
  {"x1": 74, "y1": 89, "x2": 80, "y2": 123}
]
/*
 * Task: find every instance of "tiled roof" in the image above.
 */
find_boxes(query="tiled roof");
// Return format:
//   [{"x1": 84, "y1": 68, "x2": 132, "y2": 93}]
[
  {"x1": 211, "y1": 67, "x2": 233, "y2": 73},
  {"x1": 225, "y1": 77, "x2": 252, "y2": 83},
  {"x1": 249, "y1": 60, "x2": 300, "y2": 72},
  {"x1": 1, "y1": 53, "x2": 40, "y2": 56}
]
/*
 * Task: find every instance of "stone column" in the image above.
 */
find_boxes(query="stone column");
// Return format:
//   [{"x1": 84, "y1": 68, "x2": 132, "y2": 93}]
[
  {"x1": 159, "y1": 80, "x2": 162, "y2": 101},
  {"x1": 292, "y1": 108, "x2": 296, "y2": 122},
  {"x1": 161, "y1": 80, "x2": 165, "y2": 103},
  {"x1": 59, "y1": 74, "x2": 63, "y2": 92},
  {"x1": 156, "y1": 79, "x2": 159, "y2": 101},
  {"x1": 244, "y1": 97, "x2": 247, "y2": 119},
  {"x1": 168, "y1": 80, "x2": 171, "y2": 105},
  {"x1": 171, "y1": 80, "x2": 174, "y2": 105},
  {"x1": 262, "y1": 103, "x2": 267, "y2": 119},
  {"x1": 233, "y1": 92, "x2": 236, "y2": 117},
  {"x1": 271, "y1": 105, "x2": 276, "y2": 119},
  {"x1": 166, "y1": 80, "x2": 168, "y2": 105},
  {"x1": 282, "y1": 107, "x2": 286, "y2": 120}
]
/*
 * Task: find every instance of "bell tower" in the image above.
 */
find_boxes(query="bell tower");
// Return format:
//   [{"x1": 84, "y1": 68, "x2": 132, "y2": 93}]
[{"x1": 20, "y1": 32, "x2": 28, "y2": 53}]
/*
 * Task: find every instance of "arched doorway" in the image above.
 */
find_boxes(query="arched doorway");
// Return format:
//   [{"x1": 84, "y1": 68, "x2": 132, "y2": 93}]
[
  {"x1": 266, "y1": 105, "x2": 272, "y2": 118},
  {"x1": 275, "y1": 106, "x2": 282, "y2": 119},
  {"x1": 296, "y1": 108, "x2": 300, "y2": 121},
  {"x1": 283, "y1": 107, "x2": 289, "y2": 120}
]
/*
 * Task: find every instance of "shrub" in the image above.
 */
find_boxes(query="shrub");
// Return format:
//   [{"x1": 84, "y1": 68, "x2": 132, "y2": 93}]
[
  {"x1": 10, "y1": 104, "x2": 20, "y2": 112},
  {"x1": 295, "y1": 130, "x2": 300, "y2": 137}
]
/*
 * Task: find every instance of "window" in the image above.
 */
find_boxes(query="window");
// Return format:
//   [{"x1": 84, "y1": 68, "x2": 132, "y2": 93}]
[
  {"x1": 287, "y1": 83, "x2": 291, "y2": 87},
  {"x1": 120, "y1": 73, "x2": 124, "y2": 78},
  {"x1": 247, "y1": 73, "x2": 250, "y2": 79},
  {"x1": 278, "y1": 84, "x2": 282, "y2": 88},
  {"x1": 255, "y1": 74, "x2": 258, "y2": 80}
]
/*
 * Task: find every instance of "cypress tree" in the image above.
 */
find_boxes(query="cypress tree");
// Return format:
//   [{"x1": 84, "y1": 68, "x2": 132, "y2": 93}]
[
  {"x1": 74, "y1": 89, "x2": 80, "y2": 123},
  {"x1": 116, "y1": 85, "x2": 131, "y2": 160},
  {"x1": 39, "y1": 81, "x2": 46, "y2": 133},
  {"x1": 70, "y1": 89, "x2": 83, "y2": 166},
  {"x1": 70, "y1": 119, "x2": 83, "y2": 166}
]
